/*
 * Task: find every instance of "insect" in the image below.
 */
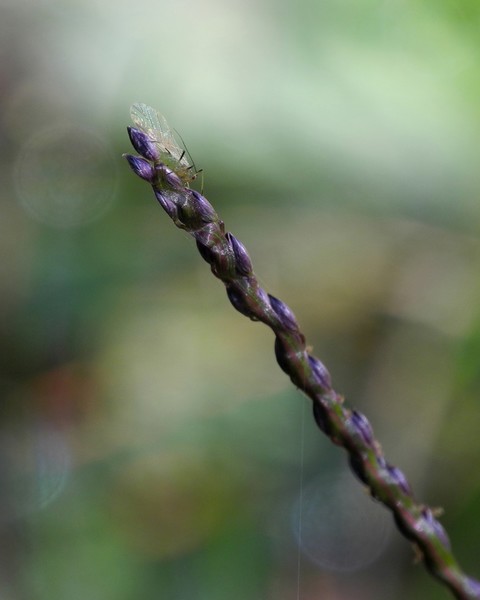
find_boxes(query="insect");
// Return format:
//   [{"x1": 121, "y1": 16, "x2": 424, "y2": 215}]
[{"x1": 130, "y1": 102, "x2": 201, "y2": 187}]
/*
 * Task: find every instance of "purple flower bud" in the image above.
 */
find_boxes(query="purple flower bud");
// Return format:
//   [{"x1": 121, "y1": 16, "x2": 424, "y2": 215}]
[
  {"x1": 256, "y1": 286, "x2": 271, "y2": 309},
  {"x1": 274, "y1": 335, "x2": 290, "y2": 376},
  {"x1": 465, "y1": 578, "x2": 480, "y2": 597},
  {"x1": 189, "y1": 190, "x2": 217, "y2": 224},
  {"x1": 196, "y1": 239, "x2": 216, "y2": 264},
  {"x1": 376, "y1": 454, "x2": 387, "y2": 469},
  {"x1": 226, "y1": 285, "x2": 255, "y2": 319},
  {"x1": 194, "y1": 222, "x2": 220, "y2": 253},
  {"x1": 153, "y1": 189, "x2": 179, "y2": 220},
  {"x1": 367, "y1": 455, "x2": 388, "y2": 503},
  {"x1": 386, "y1": 464, "x2": 411, "y2": 496},
  {"x1": 274, "y1": 335, "x2": 310, "y2": 388},
  {"x1": 155, "y1": 163, "x2": 184, "y2": 190},
  {"x1": 422, "y1": 513, "x2": 451, "y2": 576},
  {"x1": 312, "y1": 399, "x2": 331, "y2": 435},
  {"x1": 268, "y1": 294, "x2": 298, "y2": 331},
  {"x1": 127, "y1": 126, "x2": 160, "y2": 161},
  {"x1": 226, "y1": 232, "x2": 253, "y2": 276},
  {"x1": 421, "y1": 507, "x2": 451, "y2": 550},
  {"x1": 393, "y1": 512, "x2": 416, "y2": 542},
  {"x1": 307, "y1": 354, "x2": 332, "y2": 390},
  {"x1": 348, "y1": 410, "x2": 374, "y2": 447},
  {"x1": 123, "y1": 154, "x2": 155, "y2": 182},
  {"x1": 176, "y1": 192, "x2": 216, "y2": 230},
  {"x1": 349, "y1": 454, "x2": 369, "y2": 486}
]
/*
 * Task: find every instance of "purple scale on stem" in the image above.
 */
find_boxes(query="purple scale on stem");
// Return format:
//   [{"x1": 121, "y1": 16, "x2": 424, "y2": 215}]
[
  {"x1": 153, "y1": 189, "x2": 179, "y2": 221},
  {"x1": 348, "y1": 410, "x2": 374, "y2": 447},
  {"x1": 393, "y1": 511, "x2": 417, "y2": 542},
  {"x1": 226, "y1": 232, "x2": 253, "y2": 276},
  {"x1": 268, "y1": 294, "x2": 298, "y2": 331},
  {"x1": 189, "y1": 190, "x2": 217, "y2": 224},
  {"x1": 196, "y1": 239, "x2": 216, "y2": 264},
  {"x1": 312, "y1": 399, "x2": 332, "y2": 435},
  {"x1": 386, "y1": 464, "x2": 411, "y2": 496},
  {"x1": 307, "y1": 354, "x2": 332, "y2": 391},
  {"x1": 465, "y1": 578, "x2": 480, "y2": 597},
  {"x1": 274, "y1": 335, "x2": 291, "y2": 376},
  {"x1": 154, "y1": 163, "x2": 184, "y2": 190},
  {"x1": 123, "y1": 154, "x2": 155, "y2": 182},
  {"x1": 421, "y1": 507, "x2": 451, "y2": 550},
  {"x1": 349, "y1": 453, "x2": 369, "y2": 486},
  {"x1": 127, "y1": 126, "x2": 160, "y2": 162},
  {"x1": 226, "y1": 285, "x2": 255, "y2": 319}
]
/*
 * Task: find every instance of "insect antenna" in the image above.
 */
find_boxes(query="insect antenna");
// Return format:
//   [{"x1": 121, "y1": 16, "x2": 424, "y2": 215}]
[{"x1": 174, "y1": 127, "x2": 200, "y2": 175}]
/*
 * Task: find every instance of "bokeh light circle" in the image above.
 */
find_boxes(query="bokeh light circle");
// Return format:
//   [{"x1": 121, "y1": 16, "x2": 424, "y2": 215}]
[
  {"x1": 14, "y1": 123, "x2": 117, "y2": 228},
  {"x1": 0, "y1": 421, "x2": 71, "y2": 520},
  {"x1": 292, "y1": 472, "x2": 392, "y2": 572}
]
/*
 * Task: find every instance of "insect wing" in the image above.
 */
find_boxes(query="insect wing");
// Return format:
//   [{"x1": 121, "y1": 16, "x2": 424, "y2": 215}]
[{"x1": 130, "y1": 103, "x2": 191, "y2": 168}]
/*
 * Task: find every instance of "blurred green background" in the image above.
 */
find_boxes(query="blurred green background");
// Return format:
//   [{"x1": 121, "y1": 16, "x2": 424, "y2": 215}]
[{"x1": 1, "y1": 0, "x2": 480, "y2": 598}]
